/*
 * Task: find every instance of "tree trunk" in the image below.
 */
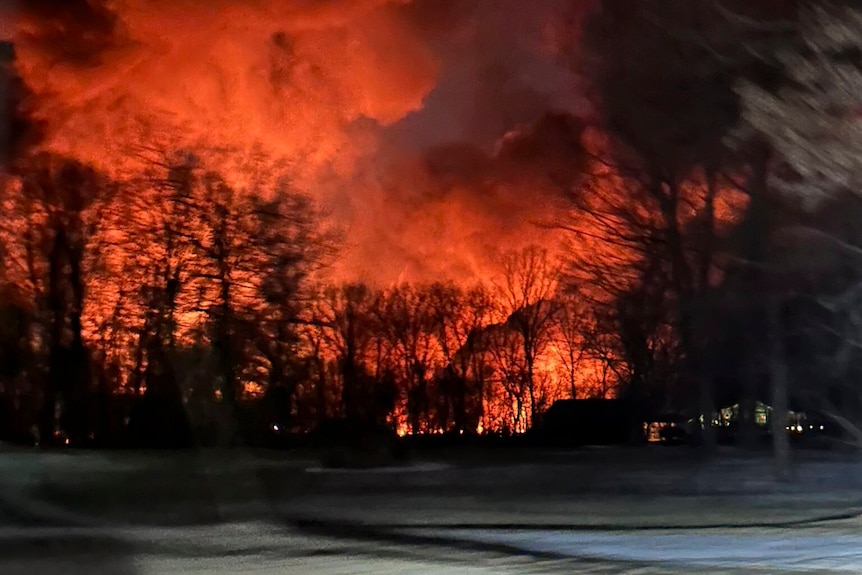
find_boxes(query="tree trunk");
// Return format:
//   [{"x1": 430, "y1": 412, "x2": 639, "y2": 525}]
[
  {"x1": 738, "y1": 392, "x2": 759, "y2": 449},
  {"x1": 63, "y1": 245, "x2": 90, "y2": 446},
  {"x1": 689, "y1": 299, "x2": 715, "y2": 451},
  {"x1": 457, "y1": 356, "x2": 473, "y2": 433},
  {"x1": 742, "y1": 153, "x2": 771, "y2": 450},
  {"x1": 739, "y1": 324, "x2": 761, "y2": 449},
  {"x1": 314, "y1": 354, "x2": 327, "y2": 425},
  {"x1": 42, "y1": 227, "x2": 67, "y2": 444},
  {"x1": 526, "y1": 357, "x2": 537, "y2": 427},
  {"x1": 767, "y1": 297, "x2": 792, "y2": 481},
  {"x1": 657, "y1": 179, "x2": 713, "y2": 450},
  {"x1": 697, "y1": 362, "x2": 715, "y2": 450}
]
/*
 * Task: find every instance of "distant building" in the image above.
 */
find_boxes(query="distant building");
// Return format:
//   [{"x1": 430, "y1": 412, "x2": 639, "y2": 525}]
[
  {"x1": 535, "y1": 399, "x2": 646, "y2": 446},
  {"x1": 713, "y1": 401, "x2": 837, "y2": 438}
]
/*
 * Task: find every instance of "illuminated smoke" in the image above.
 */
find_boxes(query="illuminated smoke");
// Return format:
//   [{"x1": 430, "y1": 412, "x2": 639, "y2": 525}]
[
  {"x1": 6, "y1": 1, "x2": 436, "y2": 179},
  {"x1": 3, "y1": 0, "x2": 591, "y2": 283},
  {"x1": 343, "y1": 111, "x2": 587, "y2": 284}
]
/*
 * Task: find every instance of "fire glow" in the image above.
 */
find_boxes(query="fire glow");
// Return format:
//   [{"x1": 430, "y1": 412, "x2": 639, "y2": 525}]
[
  {"x1": 3, "y1": 0, "x2": 592, "y2": 284},
  {"x1": 0, "y1": 0, "x2": 663, "y2": 437}
]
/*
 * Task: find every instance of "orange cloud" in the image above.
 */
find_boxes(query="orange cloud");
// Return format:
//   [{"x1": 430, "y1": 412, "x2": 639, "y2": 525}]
[{"x1": 7, "y1": 0, "x2": 437, "y2": 186}]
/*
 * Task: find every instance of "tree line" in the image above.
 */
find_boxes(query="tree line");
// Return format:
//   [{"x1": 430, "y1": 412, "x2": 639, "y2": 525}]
[
  {"x1": 0, "y1": 131, "x2": 623, "y2": 446},
  {"x1": 5, "y1": 0, "x2": 862, "y2": 456},
  {"x1": 566, "y1": 0, "x2": 862, "y2": 460}
]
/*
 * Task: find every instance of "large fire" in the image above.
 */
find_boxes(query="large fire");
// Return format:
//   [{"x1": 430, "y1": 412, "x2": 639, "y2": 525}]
[
  {"x1": 3, "y1": 0, "x2": 591, "y2": 284},
  {"x1": 0, "y1": 1, "x2": 724, "y2": 437}
]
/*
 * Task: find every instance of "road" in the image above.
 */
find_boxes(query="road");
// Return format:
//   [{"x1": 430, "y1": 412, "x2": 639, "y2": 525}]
[{"x1": 0, "y1": 445, "x2": 861, "y2": 573}]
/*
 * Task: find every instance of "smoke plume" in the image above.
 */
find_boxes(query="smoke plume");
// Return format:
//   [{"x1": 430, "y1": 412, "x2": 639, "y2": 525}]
[{"x1": 3, "y1": 0, "x2": 591, "y2": 283}]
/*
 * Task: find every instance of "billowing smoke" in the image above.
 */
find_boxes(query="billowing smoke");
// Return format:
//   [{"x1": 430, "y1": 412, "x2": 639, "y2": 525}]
[
  {"x1": 2, "y1": 0, "x2": 591, "y2": 283},
  {"x1": 343, "y1": 111, "x2": 587, "y2": 283},
  {"x1": 6, "y1": 0, "x2": 437, "y2": 179}
]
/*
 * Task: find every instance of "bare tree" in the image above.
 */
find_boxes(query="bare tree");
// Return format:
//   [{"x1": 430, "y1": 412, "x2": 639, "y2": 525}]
[
  {"x1": 733, "y1": 3, "x2": 862, "y2": 209},
  {"x1": 376, "y1": 284, "x2": 442, "y2": 434},
  {"x1": 114, "y1": 154, "x2": 213, "y2": 446},
  {"x1": 316, "y1": 283, "x2": 386, "y2": 425},
  {"x1": 481, "y1": 323, "x2": 529, "y2": 433},
  {"x1": 733, "y1": 2, "x2": 862, "y2": 452},
  {"x1": 429, "y1": 282, "x2": 494, "y2": 434},
  {"x1": 249, "y1": 190, "x2": 337, "y2": 433},
  {"x1": 551, "y1": 293, "x2": 588, "y2": 400},
  {"x1": 495, "y1": 245, "x2": 561, "y2": 426},
  {"x1": 15, "y1": 154, "x2": 112, "y2": 444},
  {"x1": 574, "y1": 0, "x2": 803, "y2": 449}
]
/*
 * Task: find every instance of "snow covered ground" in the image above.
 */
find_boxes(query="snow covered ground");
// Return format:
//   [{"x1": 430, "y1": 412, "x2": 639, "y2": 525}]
[
  {"x1": 3, "y1": 519, "x2": 862, "y2": 574},
  {"x1": 1, "y1": 446, "x2": 862, "y2": 573},
  {"x1": 0, "y1": 521, "x2": 528, "y2": 575},
  {"x1": 404, "y1": 527, "x2": 862, "y2": 572}
]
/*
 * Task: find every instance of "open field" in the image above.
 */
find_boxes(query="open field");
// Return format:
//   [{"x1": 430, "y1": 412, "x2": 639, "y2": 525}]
[{"x1": 1, "y1": 445, "x2": 861, "y2": 573}]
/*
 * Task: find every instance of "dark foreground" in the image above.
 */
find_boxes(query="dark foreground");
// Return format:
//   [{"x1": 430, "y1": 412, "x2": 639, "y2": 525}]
[{"x1": 1, "y1": 445, "x2": 861, "y2": 573}]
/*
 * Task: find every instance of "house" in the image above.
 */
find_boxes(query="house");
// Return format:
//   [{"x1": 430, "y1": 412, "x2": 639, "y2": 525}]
[{"x1": 535, "y1": 399, "x2": 646, "y2": 446}]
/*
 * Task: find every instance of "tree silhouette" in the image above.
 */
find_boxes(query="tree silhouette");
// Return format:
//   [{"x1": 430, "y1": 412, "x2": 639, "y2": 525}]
[
  {"x1": 13, "y1": 154, "x2": 112, "y2": 444},
  {"x1": 496, "y1": 246, "x2": 561, "y2": 427},
  {"x1": 0, "y1": 42, "x2": 44, "y2": 170},
  {"x1": 733, "y1": 2, "x2": 862, "y2": 452},
  {"x1": 575, "y1": 0, "x2": 801, "y2": 450}
]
